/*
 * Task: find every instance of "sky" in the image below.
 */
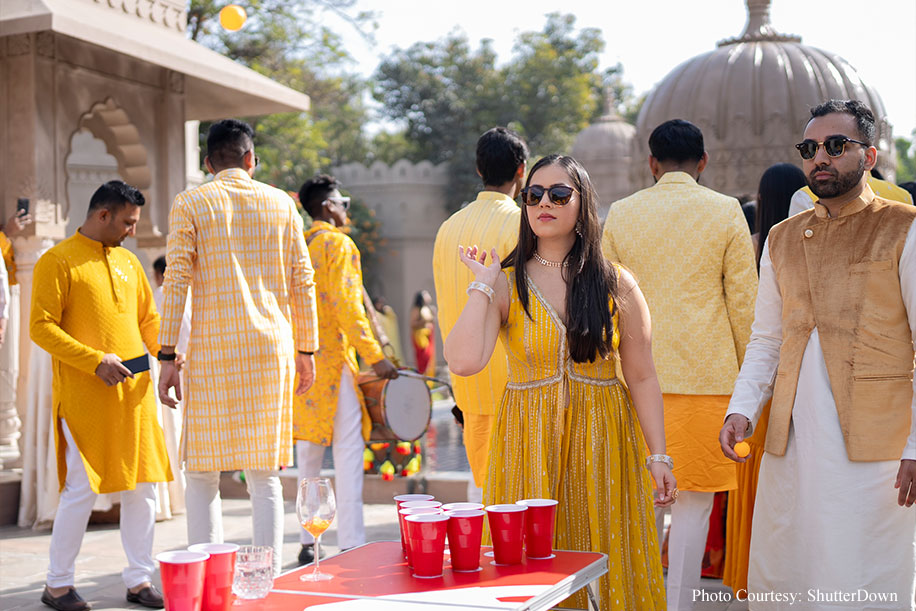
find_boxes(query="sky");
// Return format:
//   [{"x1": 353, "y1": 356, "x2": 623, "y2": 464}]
[{"x1": 332, "y1": 0, "x2": 916, "y2": 141}]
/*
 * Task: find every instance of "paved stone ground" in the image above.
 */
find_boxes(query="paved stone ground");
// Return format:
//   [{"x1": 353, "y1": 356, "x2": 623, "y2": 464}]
[{"x1": 0, "y1": 498, "x2": 747, "y2": 610}]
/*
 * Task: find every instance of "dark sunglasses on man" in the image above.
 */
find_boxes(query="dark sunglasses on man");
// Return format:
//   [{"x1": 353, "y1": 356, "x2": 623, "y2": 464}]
[
  {"x1": 520, "y1": 184, "x2": 578, "y2": 206},
  {"x1": 324, "y1": 196, "x2": 351, "y2": 211},
  {"x1": 795, "y1": 135, "x2": 868, "y2": 160}
]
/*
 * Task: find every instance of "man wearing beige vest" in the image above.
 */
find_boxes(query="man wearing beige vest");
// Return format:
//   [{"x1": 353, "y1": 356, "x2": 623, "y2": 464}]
[{"x1": 721, "y1": 99, "x2": 916, "y2": 609}]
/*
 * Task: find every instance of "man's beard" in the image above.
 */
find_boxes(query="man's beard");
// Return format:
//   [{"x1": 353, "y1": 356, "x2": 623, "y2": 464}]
[{"x1": 807, "y1": 157, "x2": 865, "y2": 199}]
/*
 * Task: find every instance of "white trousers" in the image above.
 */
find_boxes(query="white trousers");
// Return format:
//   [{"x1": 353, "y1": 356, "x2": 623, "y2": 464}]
[
  {"x1": 297, "y1": 367, "x2": 365, "y2": 550},
  {"x1": 655, "y1": 490, "x2": 714, "y2": 611},
  {"x1": 184, "y1": 469, "x2": 284, "y2": 576},
  {"x1": 47, "y1": 420, "x2": 157, "y2": 589}
]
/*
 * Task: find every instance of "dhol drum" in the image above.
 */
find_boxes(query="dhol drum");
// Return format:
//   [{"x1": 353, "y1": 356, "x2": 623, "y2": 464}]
[{"x1": 357, "y1": 370, "x2": 434, "y2": 442}]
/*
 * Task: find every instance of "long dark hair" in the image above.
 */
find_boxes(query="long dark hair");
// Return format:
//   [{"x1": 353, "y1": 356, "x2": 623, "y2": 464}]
[
  {"x1": 754, "y1": 163, "x2": 806, "y2": 269},
  {"x1": 502, "y1": 155, "x2": 617, "y2": 363}
]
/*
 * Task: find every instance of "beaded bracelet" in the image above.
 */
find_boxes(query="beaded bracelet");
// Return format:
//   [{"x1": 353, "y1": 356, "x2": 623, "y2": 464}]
[
  {"x1": 645, "y1": 454, "x2": 673, "y2": 469},
  {"x1": 467, "y1": 281, "x2": 495, "y2": 304}
]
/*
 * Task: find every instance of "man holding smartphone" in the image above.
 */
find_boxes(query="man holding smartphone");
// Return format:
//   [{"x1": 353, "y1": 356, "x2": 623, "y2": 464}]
[{"x1": 30, "y1": 180, "x2": 171, "y2": 610}]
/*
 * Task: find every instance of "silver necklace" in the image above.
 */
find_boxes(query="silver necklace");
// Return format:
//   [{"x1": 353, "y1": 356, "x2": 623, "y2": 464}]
[{"x1": 533, "y1": 251, "x2": 568, "y2": 268}]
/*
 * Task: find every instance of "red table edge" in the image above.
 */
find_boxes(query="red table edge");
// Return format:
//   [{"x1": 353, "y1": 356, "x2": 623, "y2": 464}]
[{"x1": 272, "y1": 541, "x2": 609, "y2": 611}]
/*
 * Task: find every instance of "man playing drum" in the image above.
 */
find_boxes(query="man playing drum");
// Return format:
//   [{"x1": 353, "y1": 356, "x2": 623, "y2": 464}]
[{"x1": 293, "y1": 175, "x2": 398, "y2": 565}]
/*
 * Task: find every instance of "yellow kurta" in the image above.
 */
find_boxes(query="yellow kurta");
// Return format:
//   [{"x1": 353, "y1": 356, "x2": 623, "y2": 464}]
[
  {"x1": 432, "y1": 191, "x2": 520, "y2": 484},
  {"x1": 485, "y1": 268, "x2": 665, "y2": 611},
  {"x1": 160, "y1": 168, "x2": 319, "y2": 471},
  {"x1": 294, "y1": 221, "x2": 384, "y2": 445},
  {"x1": 602, "y1": 172, "x2": 757, "y2": 394},
  {"x1": 602, "y1": 172, "x2": 755, "y2": 491},
  {"x1": 30, "y1": 231, "x2": 171, "y2": 494}
]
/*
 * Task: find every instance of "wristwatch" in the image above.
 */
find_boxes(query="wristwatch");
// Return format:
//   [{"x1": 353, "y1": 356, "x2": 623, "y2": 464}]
[{"x1": 157, "y1": 350, "x2": 177, "y2": 361}]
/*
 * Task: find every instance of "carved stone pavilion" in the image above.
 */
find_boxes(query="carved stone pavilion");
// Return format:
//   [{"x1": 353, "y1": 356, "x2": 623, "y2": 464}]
[{"x1": 0, "y1": 0, "x2": 310, "y2": 526}]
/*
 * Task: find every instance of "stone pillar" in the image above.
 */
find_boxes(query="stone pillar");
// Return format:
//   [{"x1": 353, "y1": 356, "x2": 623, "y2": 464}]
[
  {"x1": 185, "y1": 120, "x2": 205, "y2": 190},
  {"x1": 13, "y1": 218, "x2": 64, "y2": 458},
  {"x1": 1, "y1": 31, "x2": 67, "y2": 469}
]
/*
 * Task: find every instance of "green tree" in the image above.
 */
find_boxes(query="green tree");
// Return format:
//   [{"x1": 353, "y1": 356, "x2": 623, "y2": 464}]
[
  {"x1": 187, "y1": 0, "x2": 374, "y2": 190},
  {"x1": 895, "y1": 132, "x2": 915, "y2": 183},
  {"x1": 503, "y1": 13, "x2": 605, "y2": 155},
  {"x1": 373, "y1": 34, "x2": 504, "y2": 164},
  {"x1": 373, "y1": 33, "x2": 507, "y2": 210},
  {"x1": 372, "y1": 14, "x2": 639, "y2": 211},
  {"x1": 367, "y1": 130, "x2": 416, "y2": 165}
]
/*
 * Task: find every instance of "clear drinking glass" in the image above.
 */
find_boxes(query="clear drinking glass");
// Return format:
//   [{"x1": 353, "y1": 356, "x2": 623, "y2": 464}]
[
  {"x1": 232, "y1": 545, "x2": 273, "y2": 599},
  {"x1": 296, "y1": 477, "x2": 337, "y2": 582}
]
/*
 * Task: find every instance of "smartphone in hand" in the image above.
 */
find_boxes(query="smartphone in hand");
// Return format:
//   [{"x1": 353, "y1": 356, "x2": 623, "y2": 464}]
[
  {"x1": 16, "y1": 198, "x2": 29, "y2": 215},
  {"x1": 451, "y1": 405, "x2": 464, "y2": 427},
  {"x1": 121, "y1": 354, "x2": 150, "y2": 375}
]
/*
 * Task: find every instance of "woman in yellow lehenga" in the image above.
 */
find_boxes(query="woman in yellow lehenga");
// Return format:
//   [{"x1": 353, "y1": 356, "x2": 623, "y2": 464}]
[{"x1": 444, "y1": 155, "x2": 676, "y2": 611}]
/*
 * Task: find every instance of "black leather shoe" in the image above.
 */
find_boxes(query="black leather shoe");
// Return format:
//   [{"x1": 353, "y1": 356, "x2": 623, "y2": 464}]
[
  {"x1": 126, "y1": 585, "x2": 164, "y2": 609},
  {"x1": 297, "y1": 543, "x2": 326, "y2": 566},
  {"x1": 41, "y1": 586, "x2": 91, "y2": 611}
]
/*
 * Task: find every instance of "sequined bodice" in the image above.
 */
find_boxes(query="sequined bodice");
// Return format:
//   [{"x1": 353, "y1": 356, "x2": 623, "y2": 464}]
[{"x1": 500, "y1": 269, "x2": 620, "y2": 390}]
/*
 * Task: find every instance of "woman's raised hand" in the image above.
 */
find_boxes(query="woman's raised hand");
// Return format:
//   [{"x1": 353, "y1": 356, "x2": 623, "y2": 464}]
[{"x1": 458, "y1": 245, "x2": 501, "y2": 287}]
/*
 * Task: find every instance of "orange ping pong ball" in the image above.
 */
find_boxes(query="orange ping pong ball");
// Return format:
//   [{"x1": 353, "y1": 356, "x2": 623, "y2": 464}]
[
  {"x1": 219, "y1": 4, "x2": 247, "y2": 31},
  {"x1": 734, "y1": 441, "x2": 750, "y2": 458}
]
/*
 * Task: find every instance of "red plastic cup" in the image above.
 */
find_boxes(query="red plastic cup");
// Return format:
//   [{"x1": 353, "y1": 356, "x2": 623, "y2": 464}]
[
  {"x1": 157, "y1": 550, "x2": 210, "y2": 611},
  {"x1": 441, "y1": 502, "x2": 484, "y2": 513},
  {"x1": 397, "y1": 501, "x2": 442, "y2": 557},
  {"x1": 394, "y1": 493, "x2": 435, "y2": 508},
  {"x1": 485, "y1": 504, "x2": 527, "y2": 565},
  {"x1": 445, "y1": 509, "x2": 485, "y2": 572},
  {"x1": 405, "y1": 513, "x2": 449, "y2": 578},
  {"x1": 187, "y1": 543, "x2": 239, "y2": 611},
  {"x1": 516, "y1": 498, "x2": 558, "y2": 559},
  {"x1": 399, "y1": 507, "x2": 443, "y2": 566}
]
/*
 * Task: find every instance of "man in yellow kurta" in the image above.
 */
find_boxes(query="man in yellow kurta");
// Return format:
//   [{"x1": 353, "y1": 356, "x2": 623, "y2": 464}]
[
  {"x1": 432, "y1": 127, "x2": 528, "y2": 502},
  {"x1": 31, "y1": 181, "x2": 171, "y2": 611},
  {"x1": 293, "y1": 174, "x2": 398, "y2": 564},
  {"x1": 158, "y1": 120, "x2": 319, "y2": 576},
  {"x1": 602, "y1": 119, "x2": 757, "y2": 611}
]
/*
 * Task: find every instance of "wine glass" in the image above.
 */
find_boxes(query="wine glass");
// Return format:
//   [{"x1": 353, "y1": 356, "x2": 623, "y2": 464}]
[{"x1": 296, "y1": 477, "x2": 337, "y2": 581}]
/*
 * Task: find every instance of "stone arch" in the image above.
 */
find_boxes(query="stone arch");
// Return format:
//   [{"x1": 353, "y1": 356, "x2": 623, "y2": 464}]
[
  {"x1": 64, "y1": 97, "x2": 162, "y2": 247},
  {"x1": 72, "y1": 97, "x2": 152, "y2": 192}
]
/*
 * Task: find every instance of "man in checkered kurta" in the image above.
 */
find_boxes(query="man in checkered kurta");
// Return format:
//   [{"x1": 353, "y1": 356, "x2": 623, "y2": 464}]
[{"x1": 158, "y1": 119, "x2": 319, "y2": 575}]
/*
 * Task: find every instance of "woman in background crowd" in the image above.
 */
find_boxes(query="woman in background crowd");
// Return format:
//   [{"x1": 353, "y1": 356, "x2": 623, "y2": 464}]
[{"x1": 409, "y1": 290, "x2": 437, "y2": 376}]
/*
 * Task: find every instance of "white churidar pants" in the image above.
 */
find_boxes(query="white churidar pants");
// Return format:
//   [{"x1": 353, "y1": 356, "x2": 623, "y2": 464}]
[
  {"x1": 46, "y1": 420, "x2": 157, "y2": 589},
  {"x1": 297, "y1": 367, "x2": 365, "y2": 550},
  {"x1": 655, "y1": 489, "x2": 715, "y2": 611},
  {"x1": 184, "y1": 469, "x2": 284, "y2": 576}
]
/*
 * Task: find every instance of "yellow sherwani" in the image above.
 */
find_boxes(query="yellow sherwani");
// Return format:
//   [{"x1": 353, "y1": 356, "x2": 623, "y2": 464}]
[
  {"x1": 160, "y1": 168, "x2": 319, "y2": 471},
  {"x1": 432, "y1": 191, "x2": 520, "y2": 485},
  {"x1": 294, "y1": 221, "x2": 383, "y2": 445},
  {"x1": 602, "y1": 172, "x2": 757, "y2": 490},
  {"x1": 30, "y1": 231, "x2": 171, "y2": 494}
]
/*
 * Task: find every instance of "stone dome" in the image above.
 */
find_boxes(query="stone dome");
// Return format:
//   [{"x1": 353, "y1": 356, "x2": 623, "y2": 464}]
[
  {"x1": 632, "y1": 0, "x2": 897, "y2": 197},
  {"x1": 571, "y1": 92, "x2": 637, "y2": 218}
]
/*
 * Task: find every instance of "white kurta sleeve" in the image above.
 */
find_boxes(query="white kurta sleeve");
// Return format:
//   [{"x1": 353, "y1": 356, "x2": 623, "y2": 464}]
[
  {"x1": 726, "y1": 239, "x2": 782, "y2": 433},
  {"x1": 788, "y1": 189, "x2": 814, "y2": 217},
  {"x1": 899, "y1": 222, "x2": 916, "y2": 461}
]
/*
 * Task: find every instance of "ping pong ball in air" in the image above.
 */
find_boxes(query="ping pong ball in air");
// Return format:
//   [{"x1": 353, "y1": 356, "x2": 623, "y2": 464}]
[
  {"x1": 734, "y1": 441, "x2": 750, "y2": 458},
  {"x1": 219, "y1": 4, "x2": 247, "y2": 31}
]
